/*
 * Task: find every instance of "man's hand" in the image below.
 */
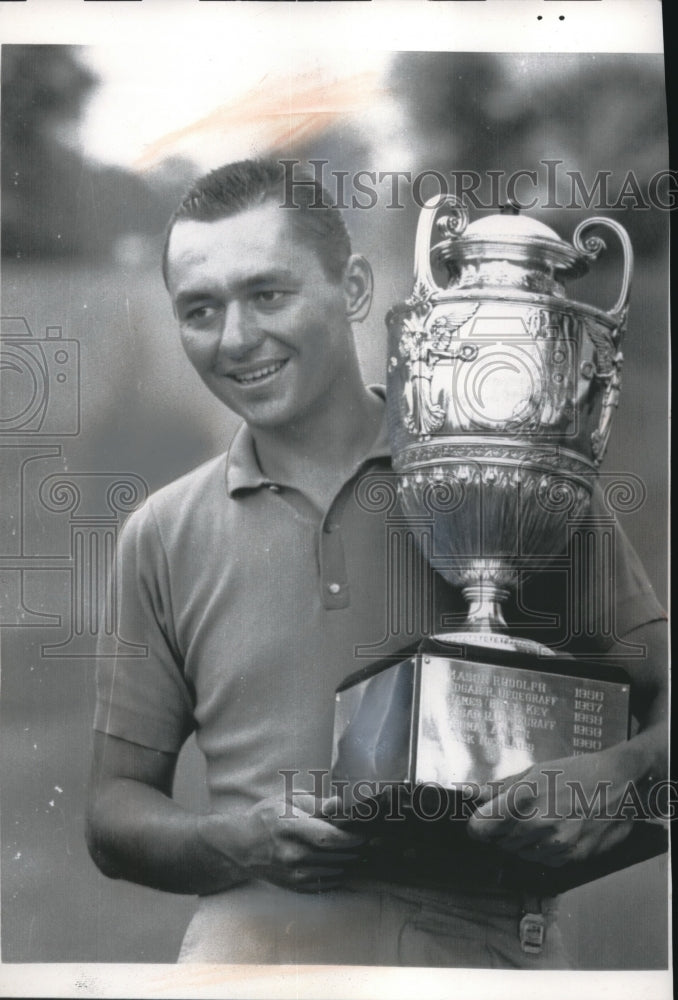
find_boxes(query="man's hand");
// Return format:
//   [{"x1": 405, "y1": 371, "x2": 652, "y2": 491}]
[
  {"x1": 467, "y1": 621, "x2": 668, "y2": 868},
  {"x1": 87, "y1": 733, "x2": 366, "y2": 896},
  {"x1": 199, "y1": 794, "x2": 366, "y2": 893},
  {"x1": 467, "y1": 747, "x2": 638, "y2": 868}
]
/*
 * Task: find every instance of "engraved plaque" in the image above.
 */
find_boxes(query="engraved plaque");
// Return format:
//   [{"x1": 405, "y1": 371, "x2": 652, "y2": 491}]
[
  {"x1": 331, "y1": 649, "x2": 630, "y2": 794},
  {"x1": 414, "y1": 656, "x2": 630, "y2": 787}
]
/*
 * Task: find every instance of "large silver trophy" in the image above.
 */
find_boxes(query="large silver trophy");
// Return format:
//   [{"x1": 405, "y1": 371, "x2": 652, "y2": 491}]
[{"x1": 332, "y1": 199, "x2": 635, "y2": 802}]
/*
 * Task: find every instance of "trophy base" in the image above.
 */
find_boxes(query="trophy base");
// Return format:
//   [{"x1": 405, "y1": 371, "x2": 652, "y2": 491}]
[
  {"x1": 330, "y1": 642, "x2": 668, "y2": 892},
  {"x1": 331, "y1": 639, "x2": 631, "y2": 795},
  {"x1": 350, "y1": 804, "x2": 668, "y2": 896},
  {"x1": 431, "y1": 630, "x2": 557, "y2": 659}
]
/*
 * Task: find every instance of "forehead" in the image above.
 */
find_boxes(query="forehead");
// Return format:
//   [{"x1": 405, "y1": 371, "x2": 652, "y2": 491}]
[{"x1": 166, "y1": 203, "x2": 318, "y2": 293}]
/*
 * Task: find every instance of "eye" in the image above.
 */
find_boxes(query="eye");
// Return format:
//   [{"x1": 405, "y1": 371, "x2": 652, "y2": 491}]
[
  {"x1": 252, "y1": 289, "x2": 291, "y2": 308},
  {"x1": 182, "y1": 303, "x2": 221, "y2": 326}
]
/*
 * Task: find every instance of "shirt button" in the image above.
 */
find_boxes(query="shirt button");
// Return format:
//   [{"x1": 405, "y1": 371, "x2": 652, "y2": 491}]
[
  {"x1": 324, "y1": 522, "x2": 339, "y2": 533},
  {"x1": 268, "y1": 483, "x2": 280, "y2": 493},
  {"x1": 327, "y1": 582, "x2": 342, "y2": 595}
]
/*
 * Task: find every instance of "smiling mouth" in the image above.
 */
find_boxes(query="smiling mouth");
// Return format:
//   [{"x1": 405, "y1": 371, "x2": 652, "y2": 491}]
[{"x1": 229, "y1": 359, "x2": 288, "y2": 385}]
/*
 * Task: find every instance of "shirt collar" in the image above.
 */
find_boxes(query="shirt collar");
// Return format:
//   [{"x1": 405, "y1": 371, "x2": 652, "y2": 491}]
[{"x1": 225, "y1": 385, "x2": 390, "y2": 497}]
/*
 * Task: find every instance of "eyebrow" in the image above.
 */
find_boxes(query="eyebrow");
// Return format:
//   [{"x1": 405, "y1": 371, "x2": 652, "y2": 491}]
[{"x1": 173, "y1": 269, "x2": 300, "y2": 307}]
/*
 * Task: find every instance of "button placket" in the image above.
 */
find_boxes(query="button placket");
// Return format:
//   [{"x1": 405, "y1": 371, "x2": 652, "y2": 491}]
[{"x1": 319, "y1": 496, "x2": 350, "y2": 609}]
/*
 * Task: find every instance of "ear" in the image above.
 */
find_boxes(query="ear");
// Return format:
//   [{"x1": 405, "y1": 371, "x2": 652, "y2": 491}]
[{"x1": 342, "y1": 254, "x2": 373, "y2": 322}]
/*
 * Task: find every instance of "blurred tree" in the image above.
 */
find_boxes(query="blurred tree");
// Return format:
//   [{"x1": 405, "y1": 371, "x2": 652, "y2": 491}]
[
  {"x1": 2, "y1": 46, "x2": 196, "y2": 261},
  {"x1": 2, "y1": 44, "x2": 96, "y2": 145},
  {"x1": 2, "y1": 45, "x2": 95, "y2": 257},
  {"x1": 389, "y1": 52, "x2": 668, "y2": 257}
]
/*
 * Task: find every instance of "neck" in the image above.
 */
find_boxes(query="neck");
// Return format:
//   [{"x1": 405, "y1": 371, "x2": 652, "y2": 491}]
[{"x1": 251, "y1": 370, "x2": 384, "y2": 510}]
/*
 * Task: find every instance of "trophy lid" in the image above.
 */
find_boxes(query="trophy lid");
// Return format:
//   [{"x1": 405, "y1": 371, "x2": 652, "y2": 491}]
[{"x1": 437, "y1": 203, "x2": 588, "y2": 279}]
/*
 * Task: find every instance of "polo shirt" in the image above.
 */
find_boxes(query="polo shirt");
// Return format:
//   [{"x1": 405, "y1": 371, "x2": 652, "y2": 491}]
[
  {"x1": 96, "y1": 402, "x2": 404, "y2": 808},
  {"x1": 94, "y1": 394, "x2": 664, "y2": 817}
]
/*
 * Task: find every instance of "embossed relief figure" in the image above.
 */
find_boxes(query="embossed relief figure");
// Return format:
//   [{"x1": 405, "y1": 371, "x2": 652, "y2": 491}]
[{"x1": 86, "y1": 160, "x2": 667, "y2": 968}]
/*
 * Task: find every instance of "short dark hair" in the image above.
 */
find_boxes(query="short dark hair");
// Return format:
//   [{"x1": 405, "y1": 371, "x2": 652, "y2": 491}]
[{"x1": 161, "y1": 158, "x2": 351, "y2": 288}]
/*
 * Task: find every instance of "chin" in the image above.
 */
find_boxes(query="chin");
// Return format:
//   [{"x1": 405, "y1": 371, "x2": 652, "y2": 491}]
[
  {"x1": 241, "y1": 393, "x2": 313, "y2": 431},
  {"x1": 228, "y1": 399, "x2": 293, "y2": 429},
  {"x1": 245, "y1": 410, "x2": 299, "y2": 431}
]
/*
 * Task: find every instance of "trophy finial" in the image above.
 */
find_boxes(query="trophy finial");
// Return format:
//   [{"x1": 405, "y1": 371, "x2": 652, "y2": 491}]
[{"x1": 500, "y1": 200, "x2": 521, "y2": 215}]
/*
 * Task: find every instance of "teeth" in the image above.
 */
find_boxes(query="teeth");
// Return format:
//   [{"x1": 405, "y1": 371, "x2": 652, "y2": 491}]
[{"x1": 232, "y1": 360, "x2": 286, "y2": 384}]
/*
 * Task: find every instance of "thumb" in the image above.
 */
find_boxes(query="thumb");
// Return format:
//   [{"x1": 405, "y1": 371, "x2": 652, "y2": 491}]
[
  {"x1": 291, "y1": 793, "x2": 326, "y2": 818},
  {"x1": 468, "y1": 782, "x2": 516, "y2": 830},
  {"x1": 293, "y1": 794, "x2": 347, "y2": 821},
  {"x1": 319, "y1": 794, "x2": 348, "y2": 820},
  {"x1": 474, "y1": 765, "x2": 536, "y2": 809}
]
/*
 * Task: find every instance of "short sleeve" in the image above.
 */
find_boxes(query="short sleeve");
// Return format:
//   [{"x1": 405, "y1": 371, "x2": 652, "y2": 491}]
[
  {"x1": 589, "y1": 490, "x2": 666, "y2": 638},
  {"x1": 578, "y1": 488, "x2": 666, "y2": 649},
  {"x1": 93, "y1": 501, "x2": 196, "y2": 752},
  {"x1": 607, "y1": 526, "x2": 666, "y2": 639},
  {"x1": 508, "y1": 486, "x2": 665, "y2": 654}
]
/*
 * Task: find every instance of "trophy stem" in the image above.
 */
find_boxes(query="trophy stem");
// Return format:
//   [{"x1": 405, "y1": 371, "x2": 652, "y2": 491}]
[
  {"x1": 461, "y1": 584, "x2": 510, "y2": 632},
  {"x1": 433, "y1": 582, "x2": 556, "y2": 657}
]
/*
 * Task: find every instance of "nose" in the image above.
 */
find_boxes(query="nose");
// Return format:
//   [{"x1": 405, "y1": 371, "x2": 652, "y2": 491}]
[{"x1": 217, "y1": 300, "x2": 265, "y2": 360}]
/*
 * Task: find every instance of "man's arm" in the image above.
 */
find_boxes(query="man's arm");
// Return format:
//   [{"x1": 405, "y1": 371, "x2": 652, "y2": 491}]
[
  {"x1": 608, "y1": 617, "x2": 669, "y2": 801},
  {"x1": 87, "y1": 501, "x2": 362, "y2": 896},
  {"x1": 86, "y1": 731, "x2": 365, "y2": 894},
  {"x1": 467, "y1": 618, "x2": 668, "y2": 866}
]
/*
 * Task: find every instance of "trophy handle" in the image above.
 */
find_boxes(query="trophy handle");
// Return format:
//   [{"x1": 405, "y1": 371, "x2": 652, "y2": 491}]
[
  {"x1": 572, "y1": 218, "x2": 633, "y2": 467},
  {"x1": 572, "y1": 217, "x2": 634, "y2": 330},
  {"x1": 413, "y1": 195, "x2": 470, "y2": 292}
]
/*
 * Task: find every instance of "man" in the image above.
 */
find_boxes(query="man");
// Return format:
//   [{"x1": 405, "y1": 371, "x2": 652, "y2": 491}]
[{"x1": 87, "y1": 158, "x2": 667, "y2": 967}]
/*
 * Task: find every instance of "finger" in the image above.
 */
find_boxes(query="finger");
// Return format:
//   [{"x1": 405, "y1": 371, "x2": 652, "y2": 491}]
[
  {"x1": 492, "y1": 823, "x2": 563, "y2": 852},
  {"x1": 286, "y1": 863, "x2": 356, "y2": 893},
  {"x1": 294, "y1": 815, "x2": 367, "y2": 850},
  {"x1": 291, "y1": 794, "x2": 328, "y2": 817},
  {"x1": 595, "y1": 819, "x2": 634, "y2": 853},
  {"x1": 467, "y1": 805, "x2": 512, "y2": 841},
  {"x1": 515, "y1": 843, "x2": 572, "y2": 867},
  {"x1": 475, "y1": 766, "x2": 537, "y2": 804},
  {"x1": 321, "y1": 795, "x2": 367, "y2": 830},
  {"x1": 302, "y1": 850, "x2": 364, "y2": 865},
  {"x1": 279, "y1": 867, "x2": 347, "y2": 894},
  {"x1": 292, "y1": 865, "x2": 349, "y2": 881},
  {"x1": 317, "y1": 795, "x2": 345, "y2": 819},
  {"x1": 468, "y1": 801, "x2": 561, "y2": 846},
  {"x1": 513, "y1": 834, "x2": 571, "y2": 858},
  {"x1": 474, "y1": 786, "x2": 498, "y2": 807},
  {"x1": 566, "y1": 819, "x2": 633, "y2": 863},
  {"x1": 493, "y1": 832, "x2": 546, "y2": 854},
  {"x1": 278, "y1": 800, "x2": 358, "y2": 839},
  {"x1": 517, "y1": 819, "x2": 632, "y2": 867},
  {"x1": 292, "y1": 795, "x2": 348, "y2": 821}
]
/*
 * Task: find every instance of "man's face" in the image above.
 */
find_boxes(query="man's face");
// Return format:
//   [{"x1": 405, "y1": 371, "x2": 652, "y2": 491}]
[{"x1": 166, "y1": 202, "x2": 355, "y2": 430}]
